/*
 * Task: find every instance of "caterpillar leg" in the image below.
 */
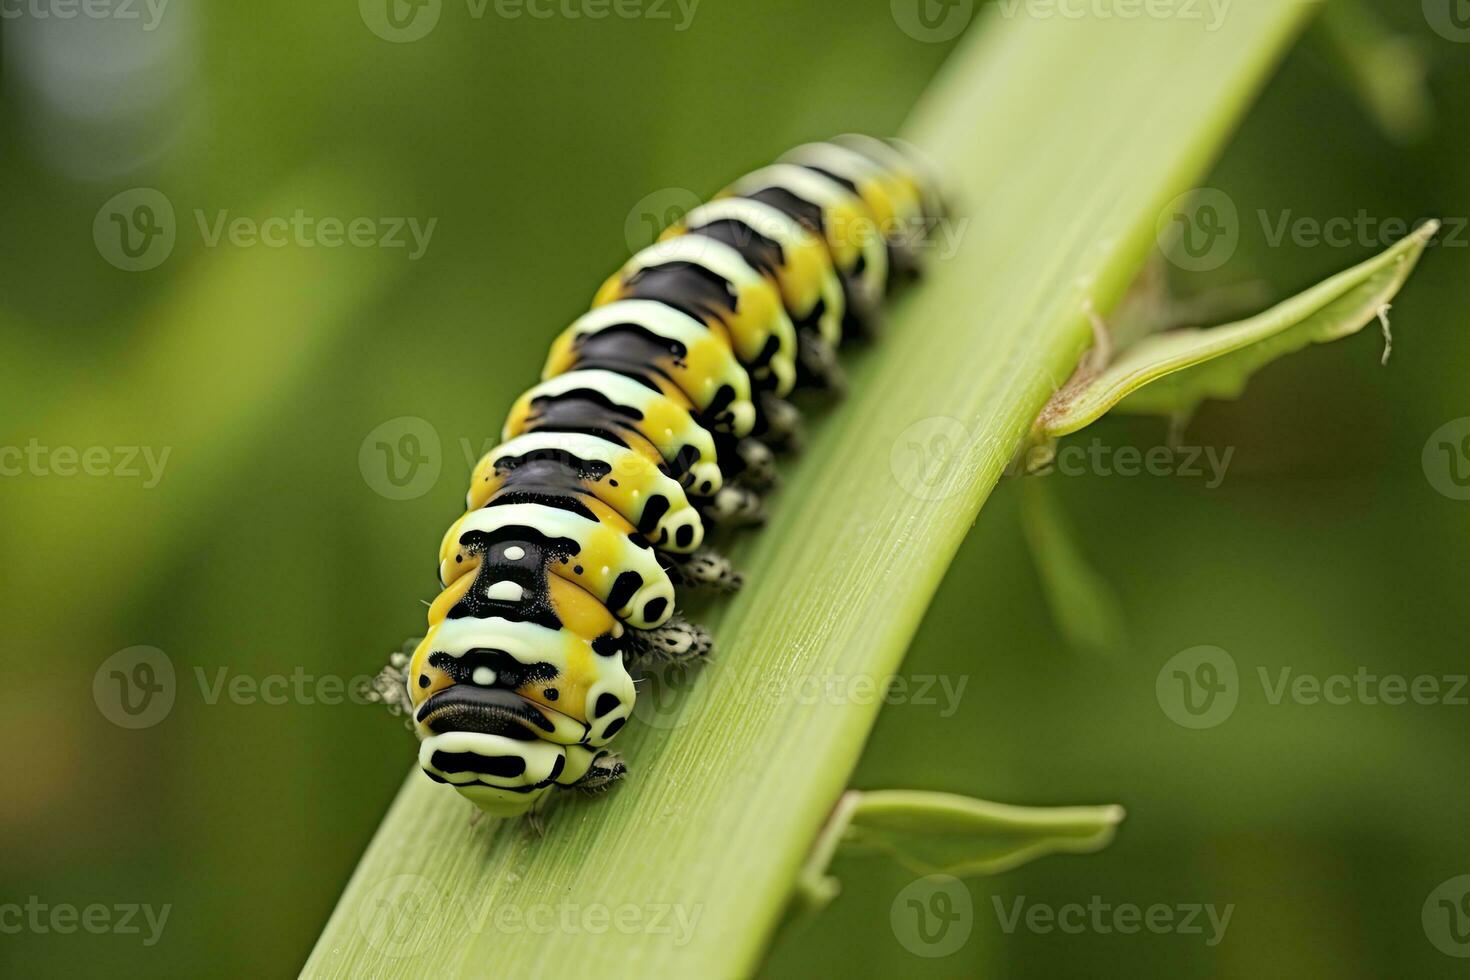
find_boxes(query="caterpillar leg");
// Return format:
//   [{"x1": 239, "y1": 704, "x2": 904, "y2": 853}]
[
  {"x1": 365, "y1": 645, "x2": 417, "y2": 730},
  {"x1": 626, "y1": 613, "x2": 713, "y2": 665},
  {"x1": 796, "y1": 331, "x2": 847, "y2": 396},
  {"x1": 698, "y1": 485, "x2": 767, "y2": 530},
  {"x1": 665, "y1": 545, "x2": 744, "y2": 595},
  {"x1": 734, "y1": 438, "x2": 779, "y2": 492},
  {"x1": 572, "y1": 753, "x2": 628, "y2": 795},
  {"x1": 758, "y1": 392, "x2": 804, "y2": 454}
]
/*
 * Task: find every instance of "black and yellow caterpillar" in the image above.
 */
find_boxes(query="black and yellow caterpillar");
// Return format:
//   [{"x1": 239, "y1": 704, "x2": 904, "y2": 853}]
[{"x1": 375, "y1": 135, "x2": 944, "y2": 818}]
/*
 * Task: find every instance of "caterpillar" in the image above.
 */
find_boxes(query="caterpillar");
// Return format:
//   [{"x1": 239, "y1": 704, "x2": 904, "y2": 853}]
[{"x1": 371, "y1": 135, "x2": 944, "y2": 820}]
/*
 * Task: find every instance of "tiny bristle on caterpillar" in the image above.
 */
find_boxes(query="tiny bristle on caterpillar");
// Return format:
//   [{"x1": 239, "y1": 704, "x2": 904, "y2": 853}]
[{"x1": 384, "y1": 135, "x2": 945, "y2": 820}]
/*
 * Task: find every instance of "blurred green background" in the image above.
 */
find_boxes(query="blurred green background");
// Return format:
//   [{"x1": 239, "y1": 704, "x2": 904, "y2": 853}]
[{"x1": 1, "y1": 1, "x2": 1466, "y2": 976}]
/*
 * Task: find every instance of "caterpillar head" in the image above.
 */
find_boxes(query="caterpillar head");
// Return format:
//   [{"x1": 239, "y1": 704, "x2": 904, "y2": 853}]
[
  {"x1": 418, "y1": 739, "x2": 609, "y2": 817},
  {"x1": 418, "y1": 731, "x2": 563, "y2": 817}
]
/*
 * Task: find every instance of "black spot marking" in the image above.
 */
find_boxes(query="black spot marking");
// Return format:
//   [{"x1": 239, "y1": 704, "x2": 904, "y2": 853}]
[
  {"x1": 429, "y1": 750, "x2": 527, "y2": 778},
  {"x1": 591, "y1": 633, "x2": 624, "y2": 658},
  {"x1": 642, "y1": 596, "x2": 668, "y2": 622},
  {"x1": 606, "y1": 571, "x2": 645, "y2": 614},
  {"x1": 594, "y1": 693, "x2": 621, "y2": 718},
  {"x1": 638, "y1": 494, "x2": 671, "y2": 538},
  {"x1": 671, "y1": 443, "x2": 700, "y2": 479}
]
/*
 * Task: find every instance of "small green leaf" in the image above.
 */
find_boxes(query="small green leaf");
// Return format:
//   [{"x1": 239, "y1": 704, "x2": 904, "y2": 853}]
[
  {"x1": 1035, "y1": 221, "x2": 1437, "y2": 441},
  {"x1": 846, "y1": 790, "x2": 1125, "y2": 878},
  {"x1": 791, "y1": 790, "x2": 1124, "y2": 924}
]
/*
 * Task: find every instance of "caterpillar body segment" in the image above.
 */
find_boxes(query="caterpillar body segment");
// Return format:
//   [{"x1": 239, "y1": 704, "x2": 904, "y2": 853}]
[
  {"x1": 828, "y1": 133, "x2": 950, "y2": 281},
  {"x1": 543, "y1": 300, "x2": 758, "y2": 438},
  {"x1": 538, "y1": 301, "x2": 777, "y2": 492},
  {"x1": 427, "y1": 552, "x2": 627, "y2": 658},
  {"x1": 593, "y1": 235, "x2": 798, "y2": 398},
  {"x1": 830, "y1": 134, "x2": 943, "y2": 224},
  {"x1": 438, "y1": 501, "x2": 677, "y2": 630},
  {"x1": 469, "y1": 431, "x2": 706, "y2": 553},
  {"x1": 504, "y1": 368, "x2": 724, "y2": 498},
  {"x1": 721, "y1": 163, "x2": 890, "y2": 337},
  {"x1": 666, "y1": 198, "x2": 848, "y2": 392},
  {"x1": 387, "y1": 135, "x2": 940, "y2": 820},
  {"x1": 840, "y1": 134, "x2": 951, "y2": 233},
  {"x1": 665, "y1": 199, "x2": 846, "y2": 351},
  {"x1": 780, "y1": 141, "x2": 927, "y2": 279}
]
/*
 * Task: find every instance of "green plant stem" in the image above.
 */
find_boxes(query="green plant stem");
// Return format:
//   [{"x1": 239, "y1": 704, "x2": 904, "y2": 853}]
[{"x1": 306, "y1": 7, "x2": 1316, "y2": 977}]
